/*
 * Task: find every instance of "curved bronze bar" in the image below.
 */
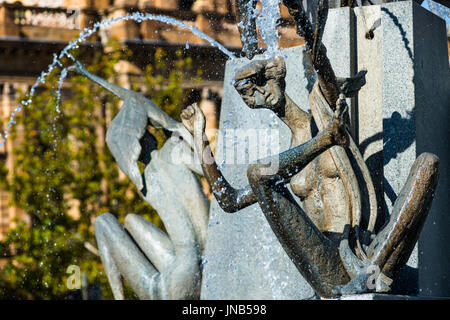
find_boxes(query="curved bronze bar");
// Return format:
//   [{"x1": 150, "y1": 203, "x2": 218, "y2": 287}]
[
  {"x1": 309, "y1": 83, "x2": 360, "y2": 236},
  {"x1": 369, "y1": 153, "x2": 440, "y2": 283},
  {"x1": 282, "y1": 0, "x2": 379, "y2": 248},
  {"x1": 282, "y1": 0, "x2": 339, "y2": 108}
]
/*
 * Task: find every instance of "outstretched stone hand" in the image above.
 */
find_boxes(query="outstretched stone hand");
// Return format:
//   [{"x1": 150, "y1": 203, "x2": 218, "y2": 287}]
[
  {"x1": 71, "y1": 58, "x2": 210, "y2": 300},
  {"x1": 70, "y1": 57, "x2": 188, "y2": 192}
]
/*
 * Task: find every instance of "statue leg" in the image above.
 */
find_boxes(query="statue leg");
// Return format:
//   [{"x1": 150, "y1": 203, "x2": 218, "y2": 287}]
[
  {"x1": 94, "y1": 213, "x2": 170, "y2": 300},
  {"x1": 245, "y1": 128, "x2": 351, "y2": 298},
  {"x1": 366, "y1": 153, "x2": 440, "y2": 291}
]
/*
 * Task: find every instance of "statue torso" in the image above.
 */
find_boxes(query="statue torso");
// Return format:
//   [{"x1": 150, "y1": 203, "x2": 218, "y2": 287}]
[{"x1": 289, "y1": 118, "x2": 350, "y2": 237}]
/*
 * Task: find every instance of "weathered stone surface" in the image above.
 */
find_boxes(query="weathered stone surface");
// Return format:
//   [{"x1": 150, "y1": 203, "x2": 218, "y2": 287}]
[
  {"x1": 354, "y1": 4, "x2": 385, "y2": 230},
  {"x1": 379, "y1": 1, "x2": 449, "y2": 297},
  {"x1": 322, "y1": 1, "x2": 450, "y2": 296},
  {"x1": 354, "y1": 1, "x2": 449, "y2": 296}
]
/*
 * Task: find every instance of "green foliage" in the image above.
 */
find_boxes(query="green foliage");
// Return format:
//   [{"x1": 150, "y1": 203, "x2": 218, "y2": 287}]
[{"x1": 0, "y1": 40, "x2": 199, "y2": 299}]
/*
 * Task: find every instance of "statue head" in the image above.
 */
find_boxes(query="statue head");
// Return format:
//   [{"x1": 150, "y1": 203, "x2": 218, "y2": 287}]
[{"x1": 233, "y1": 56, "x2": 286, "y2": 114}]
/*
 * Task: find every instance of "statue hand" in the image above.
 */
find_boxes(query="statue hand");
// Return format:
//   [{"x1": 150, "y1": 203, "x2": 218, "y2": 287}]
[
  {"x1": 106, "y1": 100, "x2": 150, "y2": 191},
  {"x1": 181, "y1": 103, "x2": 206, "y2": 138},
  {"x1": 336, "y1": 69, "x2": 367, "y2": 98}
]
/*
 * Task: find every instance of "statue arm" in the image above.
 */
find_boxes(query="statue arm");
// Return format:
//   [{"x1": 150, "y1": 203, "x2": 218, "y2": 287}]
[
  {"x1": 199, "y1": 140, "x2": 256, "y2": 213},
  {"x1": 282, "y1": 0, "x2": 339, "y2": 108},
  {"x1": 71, "y1": 57, "x2": 194, "y2": 142},
  {"x1": 181, "y1": 104, "x2": 257, "y2": 213}
]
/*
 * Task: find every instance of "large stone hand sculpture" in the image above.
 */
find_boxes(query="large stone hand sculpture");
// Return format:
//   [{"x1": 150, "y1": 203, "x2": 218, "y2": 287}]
[{"x1": 72, "y1": 59, "x2": 209, "y2": 299}]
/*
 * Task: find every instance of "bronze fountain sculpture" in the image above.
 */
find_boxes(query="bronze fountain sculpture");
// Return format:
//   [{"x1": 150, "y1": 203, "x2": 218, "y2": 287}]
[
  {"x1": 181, "y1": 0, "x2": 440, "y2": 298},
  {"x1": 70, "y1": 0, "x2": 441, "y2": 299}
]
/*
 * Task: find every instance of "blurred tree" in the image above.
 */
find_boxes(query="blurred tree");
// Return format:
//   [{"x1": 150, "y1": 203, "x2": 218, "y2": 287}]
[{"x1": 0, "y1": 39, "x2": 201, "y2": 299}]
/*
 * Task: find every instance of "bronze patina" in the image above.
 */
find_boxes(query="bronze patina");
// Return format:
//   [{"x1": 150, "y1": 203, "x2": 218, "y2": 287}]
[{"x1": 181, "y1": 0, "x2": 440, "y2": 298}]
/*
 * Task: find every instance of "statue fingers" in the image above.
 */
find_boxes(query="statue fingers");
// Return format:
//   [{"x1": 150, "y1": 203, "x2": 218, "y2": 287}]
[
  {"x1": 181, "y1": 103, "x2": 206, "y2": 137},
  {"x1": 328, "y1": 95, "x2": 349, "y2": 147},
  {"x1": 95, "y1": 213, "x2": 162, "y2": 299},
  {"x1": 124, "y1": 214, "x2": 176, "y2": 272},
  {"x1": 335, "y1": 94, "x2": 348, "y2": 122},
  {"x1": 191, "y1": 103, "x2": 206, "y2": 129},
  {"x1": 127, "y1": 142, "x2": 145, "y2": 191}
]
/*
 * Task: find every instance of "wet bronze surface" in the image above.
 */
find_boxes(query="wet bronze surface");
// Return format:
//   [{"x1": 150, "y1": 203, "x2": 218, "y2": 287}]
[{"x1": 182, "y1": 0, "x2": 441, "y2": 298}]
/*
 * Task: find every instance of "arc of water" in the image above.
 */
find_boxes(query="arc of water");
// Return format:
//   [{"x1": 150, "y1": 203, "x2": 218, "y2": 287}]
[{"x1": 0, "y1": 12, "x2": 236, "y2": 147}]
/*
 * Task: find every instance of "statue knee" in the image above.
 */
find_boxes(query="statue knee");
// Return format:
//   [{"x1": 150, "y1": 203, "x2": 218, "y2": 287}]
[
  {"x1": 247, "y1": 163, "x2": 277, "y2": 186},
  {"x1": 247, "y1": 164, "x2": 263, "y2": 186},
  {"x1": 410, "y1": 152, "x2": 440, "y2": 194},
  {"x1": 123, "y1": 213, "x2": 140, "y2": 231},
  {"x1": 94, "y1": 212, "x2": 123, "y2": 238},
  {"x1": 416, "y1": 152, "x2": 440, "y2": 172}
]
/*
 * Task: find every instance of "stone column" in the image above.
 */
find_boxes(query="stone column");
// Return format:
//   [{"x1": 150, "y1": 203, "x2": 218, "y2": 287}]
[
  {"x1": 381, "y1": 1, "x2": 449, "y2": 297},
  {"x1": 107, "y1": 8, "x2": 140, "y2": 40},
  {"x1": 0, "y1": 5, "x2": 19, "y2": 38},
  {"x1": 351, "y1": 1, "x2": 449, "y2": 296},
  {"x1": 193, "y1": 0, "x2": 215, "y2": 40}
]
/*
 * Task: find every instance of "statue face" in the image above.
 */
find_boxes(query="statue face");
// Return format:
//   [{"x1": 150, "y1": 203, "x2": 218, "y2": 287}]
[{"x1": 233, "y1": 56, "x2": 286, "y2": 113}]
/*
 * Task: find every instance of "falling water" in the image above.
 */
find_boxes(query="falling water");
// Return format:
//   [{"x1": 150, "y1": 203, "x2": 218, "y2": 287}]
[
  {"x1": 256, "y1": 0, "x2": 282, "y2": 57},
  {"x1": 236, "y1": 1, "x2": 258, "y2": 56},
  {"x1": 55, "y1": 66, "x2": 74, "y2": 114},
  {"x1": 426, "y1": 0, "x2": 450, "y2": 21},
  {"x1": 0, "y1": 11, "x2": 236, "y2": 147}
]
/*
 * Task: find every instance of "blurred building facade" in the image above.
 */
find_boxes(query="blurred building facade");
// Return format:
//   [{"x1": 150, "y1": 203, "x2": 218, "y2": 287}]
[{"x1": 0, "y1": 0, "x2": 303, "y2": 238}]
